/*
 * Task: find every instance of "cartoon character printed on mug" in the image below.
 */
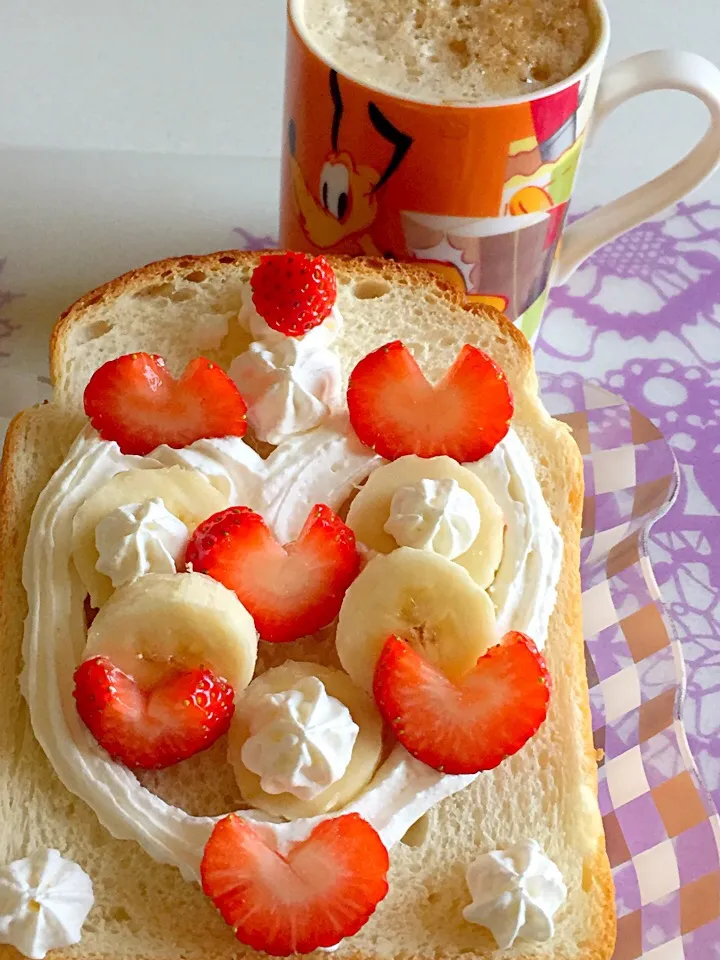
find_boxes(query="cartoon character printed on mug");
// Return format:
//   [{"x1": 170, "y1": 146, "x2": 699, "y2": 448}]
[
  {"x1": 402, "y1": 78, "x2": 593, "y2": 334},
  {"x1": 285, "y1": 64, "x2": 595, "y2": 337},
  {"x1": 287, "y1": 70, "x2": 413, "y2": 256},
  {"x1": 502, "y1": 78, "x2": 592, "y2": 315},
  {"x1": 502, "y1": 77, "x2": 590, "y2": 265}
]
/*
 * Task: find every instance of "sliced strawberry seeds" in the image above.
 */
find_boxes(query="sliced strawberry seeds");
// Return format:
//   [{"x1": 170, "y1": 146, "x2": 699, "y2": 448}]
[
  {"x1": 347, "y1": 340, "x2": 513, "y2": 462},
  {"x1": 201, "y1": 812, "x2": 389, "y2": 955},
  {"x1": 185, "y1": 504, "x2": 360, "y2": 643},
  {"x1": 373, "y1": 632, "x2": 550, "y2": 775},
  {"x1": 83, "y1": 353, "x2": 247, "y2": 456}
]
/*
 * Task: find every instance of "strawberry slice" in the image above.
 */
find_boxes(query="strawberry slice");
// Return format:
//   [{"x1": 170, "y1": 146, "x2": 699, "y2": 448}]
[
  {"x1": 185, "y1": 504, "x2": 360, "y2": 644},
  {"x1": 201, "y1": 812, "x2": 389, "y2": 955},
  {"x1": 250, "y1": 251, "x2": 337, "y2": 337},
  {"x1": 73, "y1": 656, "x2": 235, "y2": 769},
  {"x1": 347, "y1": 340, "x2": 513, "y2": 461},
  {"x1": 83, "y1": 353, "x2": 247, "y2": 456},
  {"x1": 373, "y1": 632, "x2": 550, "y2": 775}
]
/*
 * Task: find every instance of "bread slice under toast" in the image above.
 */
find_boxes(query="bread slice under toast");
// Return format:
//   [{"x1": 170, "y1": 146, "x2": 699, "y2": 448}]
[{"x1": 0, "y1": 252, "x2": 615, "y2": 960}]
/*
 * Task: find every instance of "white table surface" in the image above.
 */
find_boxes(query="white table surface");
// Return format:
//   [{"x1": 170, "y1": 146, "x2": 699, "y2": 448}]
[{"x1": 0, "y1": 0, "x2": 718, "y2": 192}]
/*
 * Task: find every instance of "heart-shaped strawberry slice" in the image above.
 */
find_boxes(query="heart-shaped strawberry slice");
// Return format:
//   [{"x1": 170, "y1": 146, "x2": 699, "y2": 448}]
[
  {"x1": 185, "y1": 504, "x2": 360, "y2": 643},
  {"x1": 347, "y1": 340, "x2": 513, "y2": 461},
  {"x1": 201, "y1": 812, "x2": 389, "y2": 955},
  {"x1": 373, "y1": 632, "x2": 550, "y2": 774},
  {"x1": 73, "y1": 656, "x2": 235, "y2": 769},
  {"x1": 83, "y1": 353, "x2": 247, "y2": 455}
]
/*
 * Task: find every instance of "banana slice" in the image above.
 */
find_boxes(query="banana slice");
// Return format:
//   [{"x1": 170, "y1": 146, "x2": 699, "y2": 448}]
[
  {"x1": 345, "y1": 455, "x2": 504, "y2": 588},
  {"x1": 228, "y1": 661, "x2": 384, "y2": 820},
  {"x1": 84, "y1": 572, "x2": 258, "y2": 696},
  {"x1": 336, "y1": 548, "x2": 498, "y2": 692},
  {"x1": 72, "y1": 466, "x2": 227, "y2": 607}
]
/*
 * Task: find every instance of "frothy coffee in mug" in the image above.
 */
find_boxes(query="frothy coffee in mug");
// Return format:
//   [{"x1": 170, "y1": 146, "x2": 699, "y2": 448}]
[{"x1": 300, "y1": 0, "x2": 595, "y2": 102}]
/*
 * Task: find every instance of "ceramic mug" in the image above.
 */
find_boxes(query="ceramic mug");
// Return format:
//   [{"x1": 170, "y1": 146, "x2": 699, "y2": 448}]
[{"x1": 279, "y1": 0, "x2": 720, "y2": 343}]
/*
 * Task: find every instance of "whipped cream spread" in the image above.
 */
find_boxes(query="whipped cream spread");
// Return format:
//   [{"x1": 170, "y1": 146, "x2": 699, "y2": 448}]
[
  {"x1": 466, "y1": 430, "x2": 562, "y2": 642},
  {"x1": 384, "y1": 477, "x2": 481, "y2": 560},
  {"x1": 230, "y1": 283, "x2": 344, "y2": 444},
  {"x1": 95, "y1": 498, "x2": 189, "y2": 588},
  {"x1": 0, "y1": 849, "x2": 94, "y2": 960},
  {"x1": 241, "y1": 675, "x2": 359, "y2": 801},
  {"x1": 21, "y1": 287, "x2": 563, "y2": 883},
  {"x1": 230, "y1": 339, "x2": 342, "y2": 445},
  {"x1": 463, "y1": 839, "x2": 567, "y2": 949},
  {"x1": 151, "y1": 436, "x2": 265, "y2": 506}
]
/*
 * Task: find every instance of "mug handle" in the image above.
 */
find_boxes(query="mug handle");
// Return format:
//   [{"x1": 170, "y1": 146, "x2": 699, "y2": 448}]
[{"x1": 553, "y1": 50, "x2": 720, "y2": 285}]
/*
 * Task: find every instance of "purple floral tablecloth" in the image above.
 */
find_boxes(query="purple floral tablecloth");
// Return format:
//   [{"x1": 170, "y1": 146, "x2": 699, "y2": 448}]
[{"x1": 534, "y1": 201, "x2": 720, "y2": 824}]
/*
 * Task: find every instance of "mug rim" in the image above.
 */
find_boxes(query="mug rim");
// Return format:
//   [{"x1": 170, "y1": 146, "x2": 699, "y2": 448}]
[{"x1": 288, "y1": 0, "x2": 611, "y2": 108}]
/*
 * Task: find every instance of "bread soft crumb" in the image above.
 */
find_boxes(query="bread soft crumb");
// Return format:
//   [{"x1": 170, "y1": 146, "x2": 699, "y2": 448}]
[{"x1": 1, "y1": 252, "x2": 615, "y2": 960}]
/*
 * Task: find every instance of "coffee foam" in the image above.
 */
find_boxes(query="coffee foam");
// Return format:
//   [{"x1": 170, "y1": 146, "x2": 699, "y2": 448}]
[{"x1": 300, "y1": 0, "x2": 594, "y2": 103}]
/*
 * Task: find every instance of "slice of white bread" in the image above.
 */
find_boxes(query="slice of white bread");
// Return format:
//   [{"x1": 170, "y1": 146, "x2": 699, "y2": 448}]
[{"x1": 0, "y1": 252, "x2": 615, "y2": 960}]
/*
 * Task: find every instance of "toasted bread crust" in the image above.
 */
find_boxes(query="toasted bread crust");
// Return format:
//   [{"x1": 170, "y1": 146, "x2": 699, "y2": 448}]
[
  {"x1": 1, "y1": 252, "x2": 614, "y2": 960},
  {"x1": 50, "y1": 251, "x2": 532, "y2": 386}
]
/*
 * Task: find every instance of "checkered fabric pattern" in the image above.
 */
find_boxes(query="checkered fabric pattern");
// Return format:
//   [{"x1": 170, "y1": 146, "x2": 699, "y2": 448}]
[{"x1": 552, "y1": 383, "x2": 720, "y2": 960}]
